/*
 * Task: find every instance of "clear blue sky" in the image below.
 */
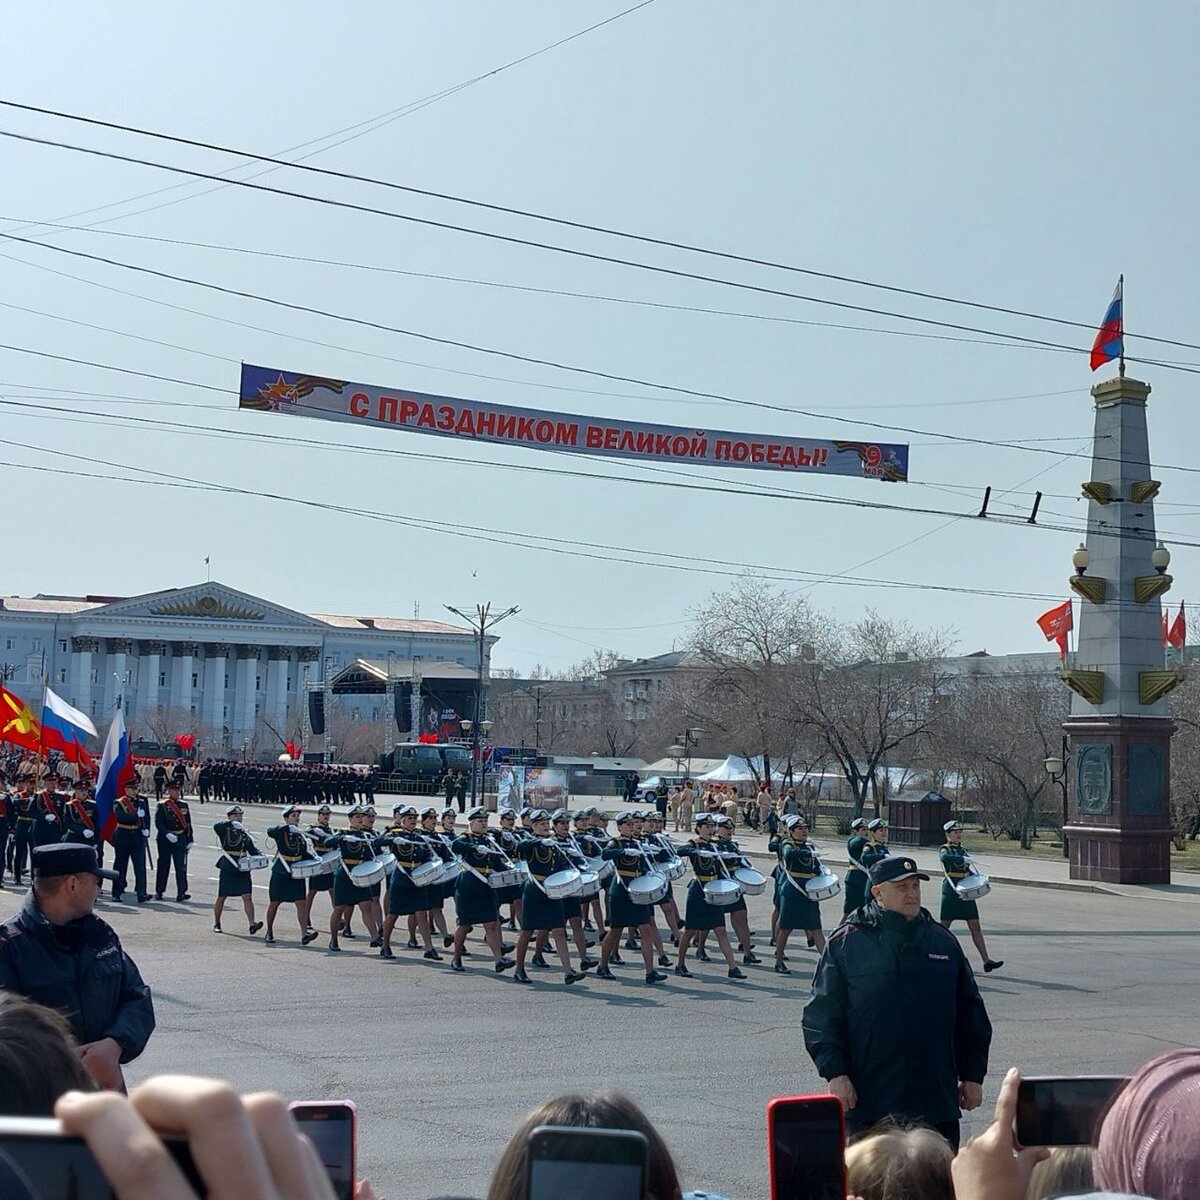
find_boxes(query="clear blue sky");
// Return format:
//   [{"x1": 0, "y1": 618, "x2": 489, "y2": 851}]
[{"x1": 2, "y1": 2, "x2": 1196, "y2": 672}]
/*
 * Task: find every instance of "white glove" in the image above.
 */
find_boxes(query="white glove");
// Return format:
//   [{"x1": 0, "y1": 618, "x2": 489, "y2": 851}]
[
  {"x1": 45, "y1": 813, "x2": 57, "y2": 822},
  {"x1": 142, "y1": 829, "x2": 150, "y2": 838},
  {"x1": 83, "y1": 829, "x2": 95, "y2": 839},
  {"x1": 166, "y1": 832, "x2": 178, "y2": 844},
  {"x1": 287, "y1": 823, "x2": 300, "y2": 833},
  {"x1": 231, "y1": 821, "x2": 243, "y2": 830},
  {"x1": 137, "y1": 808, "x2": 145, "y2": 817}
]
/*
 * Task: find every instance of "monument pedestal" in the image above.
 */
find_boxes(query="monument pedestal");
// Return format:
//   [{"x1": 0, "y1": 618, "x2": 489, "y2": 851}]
[{"x1": 1063, "y1": 714, "x2": 1173, "y2": 883}]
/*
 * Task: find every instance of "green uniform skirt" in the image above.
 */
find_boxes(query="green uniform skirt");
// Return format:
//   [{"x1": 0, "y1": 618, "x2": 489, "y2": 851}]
[{"x1": 940, "y1": 878, "x2": 980, "y2": 921}]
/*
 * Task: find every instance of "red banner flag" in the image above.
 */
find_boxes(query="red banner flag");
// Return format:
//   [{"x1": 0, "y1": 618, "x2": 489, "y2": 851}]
[
  {"x1": 1167, "y1": 602, "x2": 1187, "y2": 651},
  {"x1": 0, "y1": 686, "x2": 40, "y2": 751},
  {"x1": 1036, "y1": 600, "x2": 1073, "y2": 660}
]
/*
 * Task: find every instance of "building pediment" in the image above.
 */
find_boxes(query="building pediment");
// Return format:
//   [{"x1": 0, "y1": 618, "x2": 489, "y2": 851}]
[{"x1": 85, "y1": 582, "x2": 327, "y2": 629}]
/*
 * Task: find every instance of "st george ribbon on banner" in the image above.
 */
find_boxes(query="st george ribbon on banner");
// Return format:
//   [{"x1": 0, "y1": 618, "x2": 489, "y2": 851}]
[{"x1": 238, "y1": 364, "x2": 909, "y2": 482}]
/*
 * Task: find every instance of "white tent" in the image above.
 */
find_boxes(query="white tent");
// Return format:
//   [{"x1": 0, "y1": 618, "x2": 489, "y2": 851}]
[{"x1": 698, "y1": 755, "x2": 787, "y2": 783}]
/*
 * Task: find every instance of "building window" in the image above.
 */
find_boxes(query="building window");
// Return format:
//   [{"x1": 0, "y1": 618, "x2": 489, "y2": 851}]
[
  {"x1": 255, "y1": 675, "x2": 261, "y2": 691},
  {"x1": 286, "y1": 677, "x2": 292, "y2": 691},
  {"x1": 31, "y1": 639, "x2": 42, "y2": 652},
  {"x1": 223, "y1": 705, "x2": 228, "y2": 719},
  {"x1": 190, "y1": 704, "x2": 197, "y2": 715},
  {"x1": 57, "y1": 668, "x2": 66, "y2": 684},
  {"x1": 255, "y1": 702, "x2": 261, "y2": 715},
  {"x1": 191, "y1": 673, "x2": 199, "y2": 688},
  {"x1": 59, "y1": 640, "x2": 68, "y2": 653},
  {"x1": 4, "y1": 639, "x2": 12, "y2": 651},
  {"x1": 224, "y1": 673, "x2": 230, "y2": 689},
  {"x1": 89, "y1": 669, "x2": 98, "y2": 685},
  {"x1": 159, "y1": 671, "x2": 166, "y2": 687}
]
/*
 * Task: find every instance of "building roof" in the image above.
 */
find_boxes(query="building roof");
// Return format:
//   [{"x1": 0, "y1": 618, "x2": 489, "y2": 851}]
[
  {"x1": 604, "y1": 650, "x2": 707, "y2": 675},
  {"x1": 311, "y1": 614, "x2": 472, "y2": 636}
]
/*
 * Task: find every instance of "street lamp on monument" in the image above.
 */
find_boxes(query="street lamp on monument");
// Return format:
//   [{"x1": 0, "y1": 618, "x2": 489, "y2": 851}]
[{"x1": 1043, "y1": 735, "x2": 1070, "y2": 859}]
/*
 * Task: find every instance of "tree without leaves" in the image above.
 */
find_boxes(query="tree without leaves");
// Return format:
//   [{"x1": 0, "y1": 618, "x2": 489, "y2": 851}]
[{"x1": 1167, "y1": 672, "x2": 1200, "y2": 847}]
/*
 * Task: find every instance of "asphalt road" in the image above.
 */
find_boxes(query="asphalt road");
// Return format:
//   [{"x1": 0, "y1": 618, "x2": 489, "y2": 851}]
[{"x1": 4, "y1": 803, "x2": 1198, "y2": 1200}]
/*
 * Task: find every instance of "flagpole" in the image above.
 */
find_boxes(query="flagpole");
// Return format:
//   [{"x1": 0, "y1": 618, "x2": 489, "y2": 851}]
[
  {"x1": 34, "y1": 660, "x2": 50, "y2": 790},
  {"x1": 1118, "y1": 273, "x2": 1126, "y2": 379}
]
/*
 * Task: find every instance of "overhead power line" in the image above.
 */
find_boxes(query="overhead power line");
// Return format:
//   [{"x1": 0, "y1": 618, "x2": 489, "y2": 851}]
[{"x1": 3, "y1": 94, "x2": 1199, "y2": 356}]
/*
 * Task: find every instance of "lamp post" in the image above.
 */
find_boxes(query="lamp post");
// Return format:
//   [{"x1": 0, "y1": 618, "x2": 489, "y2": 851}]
[
  {"x1": 1043, "y1": 735, "x2": 1070, "y2": 859},
  {"x1": 669, "y1": 727, "x2": 704, "y2": 782}
]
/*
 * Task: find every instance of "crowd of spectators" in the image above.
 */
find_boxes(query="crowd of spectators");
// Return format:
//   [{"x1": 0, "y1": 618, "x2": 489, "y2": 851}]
[{"x1": 0, "y1": 987, "x2": 1193, "y2": 1200}]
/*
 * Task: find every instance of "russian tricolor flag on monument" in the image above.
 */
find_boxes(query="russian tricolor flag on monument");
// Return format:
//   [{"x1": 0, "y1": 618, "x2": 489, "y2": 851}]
[
  {"x1": 1090, "y1": 277, "x2": 1124, "y2": 371},
  {"x1": 95, "y1": 707, "x2": 136, "y2": 840},
  {"x1": 40, "y1": 688, "x2": 98, "y2": 762}
]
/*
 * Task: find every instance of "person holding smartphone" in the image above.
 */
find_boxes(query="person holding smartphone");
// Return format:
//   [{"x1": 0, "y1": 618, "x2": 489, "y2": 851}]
[{"x1": 802, "y1": 854, "x2": 992, "y2": 1149}]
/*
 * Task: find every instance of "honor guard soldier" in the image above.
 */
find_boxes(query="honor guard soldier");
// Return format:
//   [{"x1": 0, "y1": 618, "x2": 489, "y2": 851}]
[
  {"x1": 593, "y1": 810, "x2": 669, "y2": 986},
  {"x1": 511, "y1": 809, "x2": 586, "y2": 986},
  {"x1": 11, "y1": 782, "x2": 36, "y2": 885},
  {"x1": 212, "y1": 805, "x2": 265, "y2": 935},
  {"x1": 153, "y1": 779, "x2": 193, "y2": 901},
  {"x1": 673, "y1": 814, "x2": 746, "y2": 981},
  {"x1": 379, "y1": 805, "x2": 440, "y2": 961},
  {"x1": 264, "y1": 804, "x2": 321, "y2": 945},
  {"x1": 0, "y1": 783, "x2": 10, "y2": 887},
  {"x1": 32, "y1": 770, "x2": 65, "y2": 848},
  {"x1": 939, "y1": 820, "x2": 1002, "y2": 973},
  {"x1": 842, "y1": 817, "x2": 871, "y2": 915},
  {"x1": 110, "y1": 778, "x2": 151, "y2": 904},
  {"x1": 773, "y1": 816, "x2": 826, "y2": 975},
  {"x1": 304, "y1": 803, "x2": 337, "y2": 923},
  {"x1": 448, "y1": 807, "x2": 514, "y2": 975},
  {"x1": 61, "y1": 780, "x2": 102, "y2": 862},
  {"x1": 152, "y1": 761, "x2": 167, "y2": 801}
]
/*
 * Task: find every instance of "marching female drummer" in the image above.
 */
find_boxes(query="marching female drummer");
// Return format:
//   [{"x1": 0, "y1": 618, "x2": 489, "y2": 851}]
[
  {"x1": 264, "y1": 804, "x2": 322, "y2": 947},
  {"x1": 593, "y1": 810, "x2": 669, "y2": 986},
  {"x1": 212, "y1": 804, "x2": 264, "y2": 936},
  {"x1": 511, "y1": 809, "x2": 586, "y2": 987},
  {"x1": 327, "y1": 806, "x2": 384, "y2": 952},
  {"x1": 304, "y1": 804, "x2": 337, "y2": 926},
  {"x1": 773, "y1": 815, "x2": 826, "y2": 975},
  {"x1": 673, "y1": 814, "x2": 747, "y2": 981},
  {"x1": 842, "y1": 816, "x2": 870, "y2": 915},
  {"x1": 698, "y1": 814, "x2": 760, "y2": 964},
  {"x1": 379, "y1": 805, "x2": 441, "y2": 962},
  {"x1": 939, "y1": 820, "x2": 1003, "y2": 973},
  {"x1": 861, "y1": 817, "x2": 890, "y2": 872},
  {"x1": 448, "y1": 806, "x2": 515, "y2": 975}
]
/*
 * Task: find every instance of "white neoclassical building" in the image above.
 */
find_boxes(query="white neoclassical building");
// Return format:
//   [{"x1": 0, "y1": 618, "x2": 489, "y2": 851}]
[{"x1": 0, "y1": 581, "x2": 485, "y2": 752}]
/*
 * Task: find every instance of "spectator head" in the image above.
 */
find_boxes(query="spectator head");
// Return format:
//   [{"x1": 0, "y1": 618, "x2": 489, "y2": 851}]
[
  {"x1": 486, "y1": 1091, "x2": 682, "y2": 1200},
  {"x1": 0, "y1": 994, "x2": 96, "y2": 1114},
  {"x1": 844, "y1": 1122, "x2": 953, "y2": 1200},
  {"x1": 1095, "y1": 1048, "x2": 1200, "y2": 1200},
  {"x1": 1025, "y1": 1145, "x2": 1094, "y2": 1200}
]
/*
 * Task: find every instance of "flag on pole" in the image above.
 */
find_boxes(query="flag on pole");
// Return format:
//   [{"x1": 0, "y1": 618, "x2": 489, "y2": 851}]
[
  {"x1": 1090, "y1": 277, "x2": 1124, "y2": 371},
  {"x1": 0, "y1": 686, "x2": 40, "y2": 751},
  {"x1": 40, "y1": 688, "x2": 98, "y2": 762},
  {"x1": 1036, "y1": 600, "x2": 1074, "y2": 660},
  {"x1": 1162, "y1": 609, "x2": 1170, "y2": 648},
  {"x1": 1167, "y1": 602, "x2": 1187, "y2": 651},
  {"x1": 95, "y1": 708, "x2": 136, "y2": 841}
]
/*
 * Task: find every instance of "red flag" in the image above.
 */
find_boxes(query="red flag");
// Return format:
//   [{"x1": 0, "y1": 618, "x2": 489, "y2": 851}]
[
  {"x1": 0, "y1": 686, "x2": 41, "y2": 751},
  {"x1": 1036, "y1": 600, "x2": 1073, "y2": 660},
  {"x1": 1168, "y1": 602, "x2": 1187, "y2": 651}
]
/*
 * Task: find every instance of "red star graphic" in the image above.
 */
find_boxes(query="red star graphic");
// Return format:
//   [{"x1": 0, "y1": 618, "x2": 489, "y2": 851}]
[{"x1": 258, "y1": 374, "x2": 299, "y2": 410}]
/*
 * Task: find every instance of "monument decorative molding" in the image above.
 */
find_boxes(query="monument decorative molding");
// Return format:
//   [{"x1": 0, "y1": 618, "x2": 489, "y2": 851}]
[{"x1": 149, "y1": 595, "x2": 265, "y2": 621}]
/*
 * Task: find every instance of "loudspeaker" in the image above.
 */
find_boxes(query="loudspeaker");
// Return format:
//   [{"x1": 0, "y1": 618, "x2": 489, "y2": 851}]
[
  {"x1": 393, "y1": 682, "x2": 411, "y2": 731},
  {"x1": 308, "y1": 691, "x2": 325, "y2": 736}
]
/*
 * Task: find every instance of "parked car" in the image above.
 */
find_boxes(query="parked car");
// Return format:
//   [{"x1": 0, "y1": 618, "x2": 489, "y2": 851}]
[{"x1": 636, "y1": 774, "x2": 690, "y2": 805}]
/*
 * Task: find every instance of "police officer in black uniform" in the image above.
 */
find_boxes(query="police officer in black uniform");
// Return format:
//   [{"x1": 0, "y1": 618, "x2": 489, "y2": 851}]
[{"x1": 153, "y1": 779, "x2": 193, "y2": 901}]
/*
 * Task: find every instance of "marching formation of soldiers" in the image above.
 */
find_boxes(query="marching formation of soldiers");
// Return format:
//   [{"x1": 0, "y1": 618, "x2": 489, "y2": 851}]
[{"x1": 197, "y1": 760, "x2": 376, "y2": 808}]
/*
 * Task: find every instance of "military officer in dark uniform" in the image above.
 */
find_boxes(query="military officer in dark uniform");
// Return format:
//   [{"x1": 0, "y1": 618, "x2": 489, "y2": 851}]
[
  {"x1": 212, "y1": 804, "x2": 265, "y2": 935},
  {"x1": 264, "y1": 804, "x2": 321, "y2": 946},
  {"x1": 511, "y1": 809, "x2": 585, "y2": 986},
  {"x1": 773, "y1": 815, "x2": 826, "y2": 975},
  {"x1": 939, "y1": 820, "x2": 1002, "y2": 973},
  {"x1": 152, "y1": 761, "x2": 167, "y2": 801},
  {"x1": 110, "y1": 778, "x2": 151, "y2": 903},
  {"x1": 448, "y1": 807, "x2": 514, "y2": 975},
  {"x1": 674, "y1": 814, "x2": 746, "y2": 981},
  {"x1": 0, "y1": 782, "x2": 10, "y2": 887},
  {"x1": 593, "y1": 810, "x2": 669, "y2": 985},
  {"x1": 32, "y1": 770, "x2": 66, "y2": 848},
  {"x1": 379, "y1": 805, "x2": 440, "y2": 961},
  {"x1": 11, "y1": 782, "x2": 36, "y2": 885},
  {"x1": 442, "y1": 769, "x2": 457, "y2": 811},
  {"x1": 61, "y1": 780, "x2": 102, "y2": 865},
  {"x1": 842, "y1": 816, "x2": 871, "y2": 915},
  {"x1": 153, "y1": 779, "x2": 193, "y2": 901}
]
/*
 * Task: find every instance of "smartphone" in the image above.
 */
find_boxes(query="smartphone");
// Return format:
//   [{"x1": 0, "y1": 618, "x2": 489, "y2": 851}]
[
  {"x1": 0, "y1": 1116, "x2": 203, "y2": 1199},
  {"x1": 290, "y1": 1100, "x2": 356, "y2": 1200},
  {"x1": 767, "y1": 1095, "x2": 846, "y2": 1200},
  {"x1": 1015, "y1": 1076, "x2": 1127, "y2": 1146},
  {"x1": 525, "y1": 1125, "x2": 647, "y2": 1200}
]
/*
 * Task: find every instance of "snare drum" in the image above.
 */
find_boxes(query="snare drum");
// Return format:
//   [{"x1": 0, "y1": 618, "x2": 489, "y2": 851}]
[
  {"x1": 238, "y1": 854, "x2": 269, "y2": 873},
  {"x1": 584, "y1": 856, "x2": 615, "y2": 883},
  {"x1": 542, "y1": 869, "x2": 583, "y2": 900},
  {"x1": 350, "y1": 858, "x2": 388, "y2": 888},
  {"x1": 661, "y1": 857, "x2": 687, "y2": 881},
  {"x1": 955, "y1": 872, "x2": 991, "y2": 901},
  {"x1": 575, "y1": 870, "x2": 601, "y2": 899},
  {"x1": 433, "y1": 859, "x2": 462, "y2": 886},
  {"x1": 287, "y1": 855, "x2": 332, "y2": 879},
  {"x1": 627, "y1": 873, "x2": 669, "y2": 906},
  {"x1": 805, "y1": 870, "x2": 842, "y2": 902},
  {"x1": 409, "y1": 858, "x2": 445, "y2": 887},
  {"x1": 733, "y1": 866, "x2": 767, "y2": 896},
  {"x1": 488, "y1": 867, "x2": 526, "y2": 890},
  {"x1": 703, "y1": 878, "x2": 742, "y2": 907}
]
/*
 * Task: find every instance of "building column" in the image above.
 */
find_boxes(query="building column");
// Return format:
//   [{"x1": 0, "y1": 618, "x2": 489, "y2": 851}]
[
  {"x1": 203, "y1": 644, "x2": 229, "y2": 739},
  {"x1": 137, "y1": 640, "x2": 165, "y2": 720},
  {"x1": 298, "y1": 647, "x2": 320, "y2": 755},
  {"x1": 233, "y1": 646, "x2": 258, "y2": 742},
  {"x1": 104, "y1": 639, "x2": 131, "y2": 716},
  {"x1": 70, "y1": 636, "x2": 98, "y2": 711},
  {"x1": 266, "y1": 647, "x2": 290, "y2": 737},
  {"x1": 171, "y1": 641, "x2": 197, "y2": 713}
]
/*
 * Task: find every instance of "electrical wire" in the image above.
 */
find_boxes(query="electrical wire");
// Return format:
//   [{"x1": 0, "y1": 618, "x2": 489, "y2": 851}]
[{"x1": 4, "y1": 95, "x2": 1200, "y2": 357}]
